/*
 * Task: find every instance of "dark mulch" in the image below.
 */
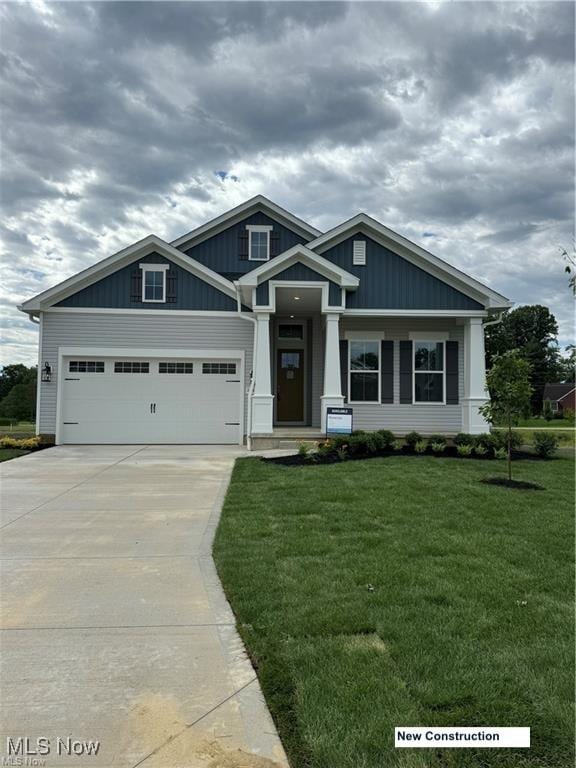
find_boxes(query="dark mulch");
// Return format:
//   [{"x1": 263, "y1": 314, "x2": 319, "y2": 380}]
[
  {"x1": 264, "y1": 446, "x2": 539, "y2": 467},
  {"x1": 481, "y1": 477, "x2": 545, "y2": 491}
]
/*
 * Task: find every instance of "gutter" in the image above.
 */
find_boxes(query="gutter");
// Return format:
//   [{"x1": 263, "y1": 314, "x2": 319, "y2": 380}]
[
  {"x1": 234, "y1": 282, "x2": 257, "y2": 449},
  {"x1": 483, "y1": 310, "x2": 505, "y2": 329}
]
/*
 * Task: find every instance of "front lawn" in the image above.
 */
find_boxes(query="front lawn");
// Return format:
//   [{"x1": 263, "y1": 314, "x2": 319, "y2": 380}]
[
  {"x1": 0, "y1": 448, "x2": 29, "y2": 462},
  {"x1": 214, "y1": 455, "x2": 574, "y2": 768}
]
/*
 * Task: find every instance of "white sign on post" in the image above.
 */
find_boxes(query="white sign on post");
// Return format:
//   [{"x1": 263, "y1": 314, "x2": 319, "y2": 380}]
[{"x1": 326, "y1": 407, "x2": 353, "y2": 436}]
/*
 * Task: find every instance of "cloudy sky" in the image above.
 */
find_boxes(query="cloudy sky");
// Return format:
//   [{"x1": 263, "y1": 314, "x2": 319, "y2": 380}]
[{"x1": 1, "y1": 0, "x2": 574, "y2": 365}]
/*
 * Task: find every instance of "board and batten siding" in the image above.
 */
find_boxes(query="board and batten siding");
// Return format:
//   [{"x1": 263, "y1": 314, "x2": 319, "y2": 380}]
[
  {"x1": 38, "y1": 312, "x2": 254, "y2": 436},
  {"x1": 339, "y1": 317, "x2": 464, "y2": 434}
]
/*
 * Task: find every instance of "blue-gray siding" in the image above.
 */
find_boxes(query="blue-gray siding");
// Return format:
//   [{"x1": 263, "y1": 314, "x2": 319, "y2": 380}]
[
  {"x1": 322, "y1": 236, "x2": 484, "y2": 310},
  {"x1": 56, "y1": 253, "x2": 237, "y2": 311},
  {"x1": 184, "y1": 212, "x2": 308, "y2": 278},
  {"x1": 254, "y1": 262, "x2": 341, "y2": 307}
]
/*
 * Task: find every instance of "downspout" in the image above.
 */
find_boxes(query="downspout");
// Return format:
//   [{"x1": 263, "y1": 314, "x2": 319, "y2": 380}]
[
  {"x1": 234, "y1": 282, "x2": 257, "y2": 450},
  {"x1": 482, "y1": 310, "x2": 505, "y2": 329}
]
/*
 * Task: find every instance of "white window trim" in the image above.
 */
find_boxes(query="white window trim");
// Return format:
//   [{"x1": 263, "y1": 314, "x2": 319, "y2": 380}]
[
  {"x1": 247, "y1": 225, "x2": 272, "y2": 262},
  {"x1": 140, "y1": 263, "x2": 169, "y2": 303},
  {"x1": 348, "y1": 339, "x2": 381, "y2": 405},
  {"x1": 412, "y1": 339, "x2": 446, "y2": 405},
  {"x1": 551, "y1": 400, "x2": 559, "y2": 412}
]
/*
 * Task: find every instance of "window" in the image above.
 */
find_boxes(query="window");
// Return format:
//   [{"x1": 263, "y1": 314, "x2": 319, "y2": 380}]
[
  {"x1": 551, "y1": 401, "x2": 559, "y2": 412},
  {"x1": 140, "y1": 264, "x2": 169, "y2": 302},
  {"x1": 114, "y1": 361, "x2": 150, "y2": 373},
  {"x1": 247, "y1": 226, "x2": 271, "y2": 261},
  {"x1": 353, "y1": 240, "x2": 366, "y2": 265},
  {"x1": 202, "y1": 363, "x2": 236, "y2": 375},
  {"x1": 278, "y1": 324, "x2": 303, "y2": 340},
  {"x1": 159, "y1": 362, "x2": 194, "y2": 374},
  {"x1": 413, "y1": 341, "x2": 444, "y2": 403},
  {"x1": 69, "y1": 360, "x2": 104, "y2": 373},
  {"x1": 349, "y1": 341, "x2": 379, "y2": 402}
]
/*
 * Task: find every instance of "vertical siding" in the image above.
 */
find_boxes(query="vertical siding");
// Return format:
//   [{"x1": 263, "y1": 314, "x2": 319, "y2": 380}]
[
  {"x1": 184, "y1": 212, "x2": 308, "y2": 277},
  {"x1": 39, "y1": 312, "x2": 254, "y2": 436},
  {"x1": 339, "y1": 317, "x2": 464, "y2": 434}
]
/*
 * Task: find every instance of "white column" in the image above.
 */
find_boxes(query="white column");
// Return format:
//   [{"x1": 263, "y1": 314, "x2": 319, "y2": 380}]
[
  {"x1": 321, "y1": 313, "x2": 344, "y2": 432},
  {"x1": 251, "y1": 312, "x2": 274, "y2": 434},
  {"x1": 462, "y1": 317, "x2": 489, "y2": 434}
]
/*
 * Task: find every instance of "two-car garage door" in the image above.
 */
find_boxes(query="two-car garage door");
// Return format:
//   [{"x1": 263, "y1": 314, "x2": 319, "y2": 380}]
[{"x1": 59, "y1": 354, "x2": 242, "y2": 444}]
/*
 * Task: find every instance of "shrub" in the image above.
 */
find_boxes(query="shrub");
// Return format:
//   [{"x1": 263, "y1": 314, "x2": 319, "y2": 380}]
[
  {"x1": 336, "y1": 445, "x2": 348, "y2": 462},
  {"x1": 456, "y1": 444, "x2": 473, "y2": 457},
  {"x1": 346, "y1": 433, "x2": 371, "y2": 456},
  {"x1": 404, "y1": 431, "x2": 423, "y2": 450},
  {"x1": 430, "y1": 441, "x2": 447, "y2": 454},
  {"x1": 564, "y1": 407, "x2": 574, "y2": 420},
  {"x1": 474, "y1": 443, "x2": 489, "y2": 456},
  {"x1": 489, "y1": 431, "x2": 522, "y2": 452},
  {"x1": 414, "y1": 440, "x2": 428, "y2": 454},
  {"x1": 453, "y1": 432, "x2": 474, "y2": 447},
  {"x1": 0, "y1": 436, "x2": 40, "y2": 450},
  {"x1": 297, "y1": 442, "x2": 311, "y2": 458},
  {"x1": 473, "y1": 433, "x2": 492, "y2": 449},
  {"x1": 392, "y1": 439, "x2": 404, "y2": 451},
  {"x1": 533, "y1": 432, "x2": 559, "y2": 459},
  {"x1": 494, "y1": 447, "x2": 507, "y2": 460},
  {"x1": 375, "y1": 429, "x2": 395, "y2": 449},
  {"x1": 0, "y1": 437, "x2": 19, "y2": 449},
  {"x1": 542, "y1": 399, "x2": 554, "y2": 422}
]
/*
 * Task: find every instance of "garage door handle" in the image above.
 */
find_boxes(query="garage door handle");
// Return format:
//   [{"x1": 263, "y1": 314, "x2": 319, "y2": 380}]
[{"x1": 150, "y1": 403, "x2": 157, "y2": 414}]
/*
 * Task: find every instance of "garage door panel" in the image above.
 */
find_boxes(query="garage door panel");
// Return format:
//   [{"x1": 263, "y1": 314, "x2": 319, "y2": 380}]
[{"x1": 60, "y1": 356, "x2": 242, "y2": 445}]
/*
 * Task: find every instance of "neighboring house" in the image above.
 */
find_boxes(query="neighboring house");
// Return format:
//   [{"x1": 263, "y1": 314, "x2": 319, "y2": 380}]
[
  {"x1": 19, "y1": 196, "x2": 511, "y2": 447},
  {"x1": 543, "y1": 383, "x2": 576, "y2": 414}
]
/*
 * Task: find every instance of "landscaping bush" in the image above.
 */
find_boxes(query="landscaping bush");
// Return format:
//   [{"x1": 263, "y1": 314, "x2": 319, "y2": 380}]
[
  {"x1": 474, "y1": 443, "x2": 489, "y2": 457},
  {"x1": 564, "y1": 407, "x2": 574, "y2": 420},
  {"x1": 0, "y1": 436, "x2": 40, "y2": 450},
  {"x1": 375, "y1": 429, "x2": 395, "y2": 449},
  {"x1": 542, "y1": 399, "x2": 554, "y2": 422},
  {"x1": 392, "y1": 439, "x2": 403, "y2": 451},
  {"x1": 414, "y1": 440, "x2": 428, "y2": 454},
  {"x1": 430, "y1": 441, "x2": 447, "y2": 454},
  {"x1": 489, "y1": 430, "x2": 522, "y2": 452},
  {"x1": 494, "y1": 447, "x2": 507, "y2": 460},
  {"x1": 427, "y1": 434, "x2": 447, "y2": 446},
  {"x1": 453, "y1": 432, "x2": 474, "y2": 446},
  {"x1": 456, "y1": 444, "x2": 473, "y2": 457},
  {"x1": 533, "y1": 432, "x2": 560, "y2": 459},
  {"x1": 297, "y1": 442, "x2": 311, "y2": 458},
  {"x1": 404, "y1": 431, "x2": 423, "y2": 450}
]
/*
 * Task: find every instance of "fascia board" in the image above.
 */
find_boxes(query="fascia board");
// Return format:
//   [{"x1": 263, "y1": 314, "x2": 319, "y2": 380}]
[{"x1": 170, "y1": 195, "x2": 321, "y2": 250}]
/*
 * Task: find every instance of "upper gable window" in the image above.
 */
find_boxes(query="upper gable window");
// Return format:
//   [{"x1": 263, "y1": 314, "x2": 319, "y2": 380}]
[
  {"x1": 140, "y1": 264, "x2": 169, "y2": 302},
  {"x1": 353, "y1": 240, "x2": 366, "y2": 266},
  {"x1": 247, "y1": 225, "x2": 272, "y2": 261}
]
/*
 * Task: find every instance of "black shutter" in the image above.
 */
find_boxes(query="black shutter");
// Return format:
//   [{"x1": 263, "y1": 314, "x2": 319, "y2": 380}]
[
  {"x1": 166, "y1": 269, "x2": 177, "y2": 304},
  {"x1": 270, "y1": 230, "x2": 280, "y2": 257},
  {"x1": 399, "y1": 340, "x2": 413, "y2": 404},
  {"x1": 130, "y1": 269, "x2": 142, "y2": 303},
  {"x1": 339, "y1": 340, "x2": 348, "y2": 402},
  {"x1": 381, "y1": 340, "x2": 394, "y2": 403},
  {"x1": 446, "y1": 340, "x2": 459, "y2": 404},
  {"x1": 239, "y1": 230, "x2": 249, "y2": 260}
]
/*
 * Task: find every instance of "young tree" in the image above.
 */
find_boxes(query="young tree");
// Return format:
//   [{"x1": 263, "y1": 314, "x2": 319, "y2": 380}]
[{"x1": 480, "y1": 351, "x2": 532, "y2": 482}]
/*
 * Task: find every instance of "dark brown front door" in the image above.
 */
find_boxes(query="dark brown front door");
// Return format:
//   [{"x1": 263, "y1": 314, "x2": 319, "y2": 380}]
[{"x1": 276, "y1": 349, "x2": 304, "y2": 422}]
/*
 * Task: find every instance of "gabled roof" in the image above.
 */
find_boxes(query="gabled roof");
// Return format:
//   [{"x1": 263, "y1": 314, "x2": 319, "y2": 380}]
[
  {"x1": 237, "y1": 244, "x2": 359, "y2": 289},
  {"x1": 543, "y1": 383, "x2": 575, "y2": 402},
  {"x1": 308, "y1": 213, "x2": 512, "y2": 310},
  {"x1": 19, "y1": 235, "x2": 237, "y2": 313},
  {"x1": 171, "y1": 195, "x2": 322, "y2": 251}
]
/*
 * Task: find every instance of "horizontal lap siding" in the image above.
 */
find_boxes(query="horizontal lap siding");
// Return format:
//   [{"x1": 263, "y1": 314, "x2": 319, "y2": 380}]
[
  {"x1": 39, "y1": 313, "x2": 254, "y2": 436},
  {"x1": 341, "y1": 317, "x2": 463, "y2": 434}
]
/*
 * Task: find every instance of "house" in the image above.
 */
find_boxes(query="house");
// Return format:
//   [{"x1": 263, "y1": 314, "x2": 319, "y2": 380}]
[
  {"x1": 19, "y1": 196, "x2": 511, "y2": 447},
  {"x1": 542, "y1": 383, "x2": 576, "y2": 415}
]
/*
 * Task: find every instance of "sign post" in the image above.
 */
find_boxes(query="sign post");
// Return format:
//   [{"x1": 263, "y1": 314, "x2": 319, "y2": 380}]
[{"x1": 326, "y1": 407, "x2": 353, "y2": 436}]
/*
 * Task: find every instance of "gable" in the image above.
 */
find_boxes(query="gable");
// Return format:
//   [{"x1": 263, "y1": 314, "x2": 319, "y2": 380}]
[
  {"x1": 182, "y1": 212, "x2": 309, "y2": 279},
  {"x1": 56, "y1": 252, "x2": 237, "y2": 311},
  {"x1": 255, "y1": 262, "x2": 341, "y2": 306},
  {"x1": 321, "y1": 235, "x2": 484, "y2": 311}
]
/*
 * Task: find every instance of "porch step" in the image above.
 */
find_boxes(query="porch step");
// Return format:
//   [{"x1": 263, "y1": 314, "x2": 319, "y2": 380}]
[{"x1": 250, "y1": 431, "x2": 323, "y2": 451}]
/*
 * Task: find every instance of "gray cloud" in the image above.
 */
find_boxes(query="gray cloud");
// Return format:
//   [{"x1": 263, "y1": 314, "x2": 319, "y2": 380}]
[{"x1": 0, "y1": 0, "x2": 574, "y2": 364}]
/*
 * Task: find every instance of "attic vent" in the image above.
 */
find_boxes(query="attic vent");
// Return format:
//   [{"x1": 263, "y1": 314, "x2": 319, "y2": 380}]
[{"x1": 353, "y1": 240, "x2": 366, "y2": 266}]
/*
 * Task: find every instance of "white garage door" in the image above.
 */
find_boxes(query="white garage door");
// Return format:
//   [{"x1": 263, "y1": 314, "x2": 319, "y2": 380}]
[{"x1": 59, "y1": 356, "x2": 242, "y2": 444}]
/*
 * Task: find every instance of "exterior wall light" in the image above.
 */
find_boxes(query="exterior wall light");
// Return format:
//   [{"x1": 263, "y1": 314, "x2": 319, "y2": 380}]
[{"x1": 41, "y1": 362, "x2": 52, "y2": 383}]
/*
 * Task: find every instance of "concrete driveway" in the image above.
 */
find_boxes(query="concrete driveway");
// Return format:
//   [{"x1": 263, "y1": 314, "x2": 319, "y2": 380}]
[{"x1": 0, "y1": 445, "x2": 288, "y2": 768}]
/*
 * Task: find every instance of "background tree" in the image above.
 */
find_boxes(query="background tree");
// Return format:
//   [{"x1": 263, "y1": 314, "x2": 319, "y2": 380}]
[
  {"x1": 0, "y1": 365, "x2": 37, "y2": 422},
  {"x1": 485, "y1": 305, "x2": 565, "y2": 413},
  {"x1": 480, "y1": 351, "x2": 532, "y2": 482},
  {"x1": 559, "y1": 244, "x2": 575, "y2": 295}
]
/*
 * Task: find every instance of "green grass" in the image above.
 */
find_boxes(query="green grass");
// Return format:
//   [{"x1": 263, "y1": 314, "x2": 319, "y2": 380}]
[
  {"x1": 0, "y1": 421, "x2": 35, "y2": 439},
  {"x1": 0, "y1": 448, "x2": 29, "y2": 462},
  {"x1": 214, "y1": 455, "x2": 574, "y2": 768},
  {"x1": 492, "y1": 428, "x2": 575, "y2": 448},
  {"x1": 500, "y1": 417, "x2": 574, "y2": 429}
]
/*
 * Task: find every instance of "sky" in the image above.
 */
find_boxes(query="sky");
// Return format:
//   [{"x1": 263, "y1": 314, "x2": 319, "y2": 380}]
[{"x1": 1, "y1": 0, "x2": 574, "y2": 366}]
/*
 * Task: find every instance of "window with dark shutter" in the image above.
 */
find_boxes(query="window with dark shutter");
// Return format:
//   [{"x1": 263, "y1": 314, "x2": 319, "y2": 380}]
[
  {"x1": 399, "y1": 341, "x2": 413, "y2": 404},
  {"x1": 166, "y1": 269, "x2": 177, "y2": 303},
  {"x1": 130, "y1": 269, "x2": 142, "y2": 302},
  {"x1": 239, "y1": 230, "x2": 249, "y2": 260},
  {"x1": 381, "y1": 340, "x2": 394, "y2": 403},
  {"x1": 445, "y1": 341, "x2": 459, "y2": 404},
  {"x1": 270, "y1": 231, "x2": 280, "y2": 257}
]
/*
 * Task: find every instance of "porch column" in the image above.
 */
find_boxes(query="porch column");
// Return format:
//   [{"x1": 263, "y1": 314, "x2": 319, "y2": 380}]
[
  {"x1": 462, "y1": 317, "x2": 489, "y2": 434},
  {"x1": 251, "y1": 312, "x2": 274, "y2": 434},
  {"x1": 321, "y1": 312, "x2": 344, "y2": 432}
]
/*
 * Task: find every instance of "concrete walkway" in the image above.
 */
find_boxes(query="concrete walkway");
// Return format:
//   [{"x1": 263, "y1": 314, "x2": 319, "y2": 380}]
[{"x1": 0, "y1": 445, "x2": 288, "y2": 768}]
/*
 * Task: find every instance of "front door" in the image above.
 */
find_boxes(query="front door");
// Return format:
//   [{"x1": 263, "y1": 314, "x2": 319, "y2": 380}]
[{"x1": 276, "y1": 349, "x2": 304, "y2": 423}]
